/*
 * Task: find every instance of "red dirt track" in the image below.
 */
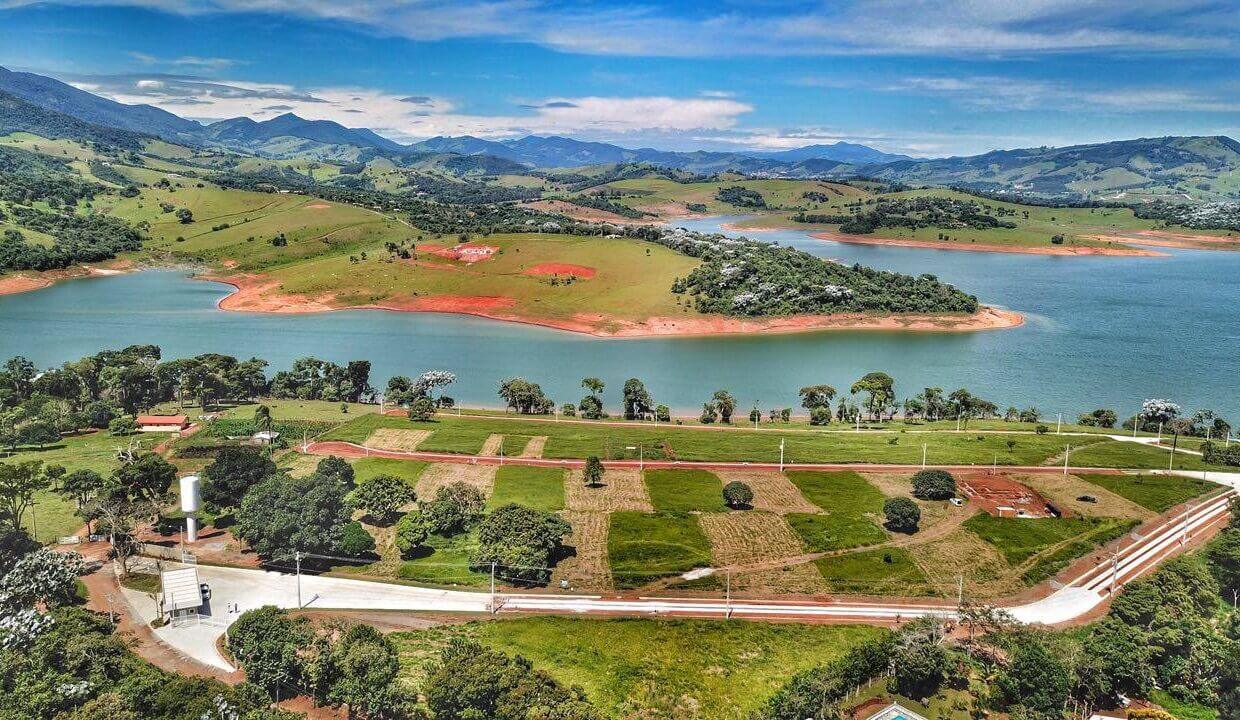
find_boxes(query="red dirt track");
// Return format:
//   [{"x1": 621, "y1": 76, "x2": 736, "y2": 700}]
[
  {"x1": 958, "y1": 472, "x2": 1059, "y2": 517},
  {"x1": 522, "y1": 263, "x2": 597, "y2": 278}
]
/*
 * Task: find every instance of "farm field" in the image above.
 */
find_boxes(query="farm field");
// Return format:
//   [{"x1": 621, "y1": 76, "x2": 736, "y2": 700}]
[
  {"x1": 1076, "y1": 472, "x2": 1221, "y2": 512},
  {"x1": 488, "y1": 465, "x2": 565, "y2": 511},
  {"x1": 608, "y1": 511, "x2": 712, "y2": 588},
  {"x1": 391, "y1": 617, "x2": 886, "y2": 720},
  {"x1": 644, "y1": 469, "x2": 728, "y2": 512}
]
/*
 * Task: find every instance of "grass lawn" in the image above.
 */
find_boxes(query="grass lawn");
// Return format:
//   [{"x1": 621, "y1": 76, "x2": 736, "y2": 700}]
[
  {"x1": 1077, "y1": 473, "x2": 1219, "y2": 512},
  {"x1": 1019, "y1": 520, "x2": 1138, "y2": 585},
  {"x1": 392, "y1": 617, "x2": 886, "y2": 720},
  {"x1": 487, "y1": 465, "x2": 566, "y2": 511},
  {"x1": 119, "y1": 573, "x2": 161, "y2": 594},
  {"x1": 1150, "y1": 690, "x2": 1218, "y2": 720},
  {"x1": 962, "y1": 513, "x2": 1127, "y2": 564},
  {"x1": 813, "y1": 547, "x2": 928, "y2": 594},
  {"x1": 204, "y1": 399, "x2": 377, "y2": 423},
  {"x1": 397, "y1": 530, "x2": 489, "y2": 587},
  {"x1": 785, "y1": 471, "x2": 887, "y2": 551},
  {"x1": 324, "y1": 413, "x2": 1109, "y2": 466},
  {"x1": 352, "y1": 457, "x2": 429, "y2": 490},
  {"x1": 608, "y1": 511, "x2": 712, "y2": 588},
  {"x1": 643, "y1": 469, "x2": 727, "y2": 512},
  {"x1": 1068, "y1": 440, "x2": 1226, "y2": 471}
]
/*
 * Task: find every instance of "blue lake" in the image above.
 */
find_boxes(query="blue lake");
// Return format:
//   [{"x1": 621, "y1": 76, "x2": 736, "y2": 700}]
[{"x1": 1, "y1": 216, "x2": 1236, "y2": 418}]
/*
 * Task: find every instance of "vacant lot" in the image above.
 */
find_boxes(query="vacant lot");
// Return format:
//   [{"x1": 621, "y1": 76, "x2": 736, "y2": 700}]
[
  {"x1": 392, "y1": 617, "x2": 885, "y2": 720},
  {"x1": 786, "y1": 471, "x2": 887, "y2": 551},
  {"x1": 645, "y1": 469, "x2": 727, "y2": 512},
  {"x1": 552, "y1": 511, "x2": 611, "y2": 589},
  {"x1": 1020, "y1": 472, "x2": 1155, "y2": 520},
  {"x1": 699, "y1": 512, "x2": 824, "y2": 594},
  {"x1": 397, "y1": 529, "x2": 489, "y2": 587},
  {"x1": 713, "y1": 470, "x2": 819, "y2": 514},
  {"x1": 1076, "y1": 473, "x2": 1220, "y2": 512},
  {"x1": 962, "y1": 513, "x2": 1126, "y2": 564},
  {"x1": 487, "y1": 465, "x2": 566, "y2": 511},
  {"x1": 814, "y1": 548, "x2": 928, "y2": 595},
  {"x1": 352, "y1": 457, "x2": 429, "y2": 487},
  {"x1": 414, "y1": 463, "x2": 496, "y2": 500},
  {"x1": 565, "y1": 468, "x2": 652, "y2": 512},
  {"x1": 364, "y1": 428, "x2": 430, "y2": 452},
  {"x1": 609, "y1": 512, "x2": 712, "y2": 588}
]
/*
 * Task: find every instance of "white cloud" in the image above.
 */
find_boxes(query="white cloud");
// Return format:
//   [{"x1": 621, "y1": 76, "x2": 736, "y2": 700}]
[
  {"x1": 70, "y1": 73, "x2": 753, "y2": 140},
  {"x1": 881, "y1": 76, "x2": 1240, "y2": 112},
  {"x1": 6, "y1": 0, "x2": 1235, "y2": 58}
]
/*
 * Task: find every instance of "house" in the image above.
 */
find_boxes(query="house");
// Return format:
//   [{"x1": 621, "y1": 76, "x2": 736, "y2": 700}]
[
  {"x1": 158, "y1": 567, "x2": 203, "y2": 622},
  {"x1": 136, "y1": 414, "x2": 189, "y2": 433}
]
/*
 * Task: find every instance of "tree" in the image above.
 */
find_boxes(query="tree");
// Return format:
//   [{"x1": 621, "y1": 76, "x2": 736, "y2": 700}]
[
  {"x1": 315, "y1": 455, "x2": 354, "y2": 486},
  {"x1": 996, "y1": 637, "x2": 1070, "y2": 718},
  {"x1": 352, "y1": 475, "x2": 415, "y2": 523},
  {"x1": 655, "y1": 404, "x2": 671, "y2": 422},
  {"x1": 18, "y1": 420, "x2": 58, "y2": 447},
  {"x1": 722, "y1": 481, "x2": 754, "y2": 509},
  {"x1": 883, "y1": 497, "x2": 920, "y2": 533},
  {"x1": 308, "y1": 623, "x2": 411, "y2": 718},
  {"x1": 911, "y1": 469, "x2": 957, "y2": 500},
  {"x1": 234, "y1": 473, "x2": 353, "y2": 563},
  {"x1": 798, "y1": 385, "x2": 837, "y2": 412},
  {"x1": 227, "y1": 606, "x2": 311, "y2": 697},
  {"x1": 56, "y1": 468, "x2": 106, "y2": 529},
  {"x1": 888, "y1": 618, "x2": 948, "y2": 699},
  {"x1": 0, "y1": 460, "x2": 52, "y2": 530},
  {"x1": 175, "y1": 207, "x2": 193, "y2": 224},
  {"x1": 107, "y1": 416, "x2": 138, "y2": 436},
  {"x1": 699, "y1": 402, "x2": 717, "y2": 424},
  {"x1": 498, "y1": 377, "x2": 553, "y2": 414},
  {"x1": 0, "y1": 548, "x2": 84, "y2": 608},
  {"x1": 412, "y1": 370, "x2": 455, "y2": 405},
  {"x1": 114, "y1": 453, "x2": 176, "y2": 502},
  {"x1": 423, "y1": 482, "x2": 484, "y2": 536},
  {"x1": 472, "y1": 503, "x2": 570, "y2": 585},
  {"x1": 583, "y1": 456, "x2": 603, "y2": 487},
  {"x1": 337, "y1": 521, "x2": 376, "y2": 557},
  {"x1": 1075, "y1": 617, "x2": 1154, "y2": 708},
  {"x1": 394, "y1": 509, "x2": 429, "y2": 556},
  {"x1": 712, "y1": 390, "x2": 737, "y2": 423},
  {"x1": 919, "y1": 387, "x2": 946, "y2": 420},
  {"x1": 201, "y1": 446, "x2": 277, "y2": 509},
  {"x1": 851, "y1": 372, "x2": 895, "y2": 421},
  {"x1": 408, "y1": 396, "x2": 435, "y2": 421},
  {"x1": 622, "y1": 378, "x2": 653, "y2": 420},
  {"x1": 424, "y1": 639, "x2": 601, "y2": 720},
  {"x1": 580, "y1": 376, "x2": 604, "y2": 414},
  {"x1": 1078, "y1": 408, "x2": 1118, "y2": 428}
]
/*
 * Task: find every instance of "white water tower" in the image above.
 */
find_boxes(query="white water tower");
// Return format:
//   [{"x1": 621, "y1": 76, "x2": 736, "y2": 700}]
[{"x1": 179, "y1": 475, "x2": 201, "y2": 542}]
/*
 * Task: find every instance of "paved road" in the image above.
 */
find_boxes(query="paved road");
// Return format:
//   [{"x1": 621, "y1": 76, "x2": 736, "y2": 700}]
[{"x1": 133, "y1": 469, "x2": 1238, "y2": 672}]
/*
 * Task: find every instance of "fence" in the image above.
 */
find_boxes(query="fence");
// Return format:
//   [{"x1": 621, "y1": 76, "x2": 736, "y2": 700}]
[{"x1": 135, "y1": 542, "x2": 197, "y2": 564}]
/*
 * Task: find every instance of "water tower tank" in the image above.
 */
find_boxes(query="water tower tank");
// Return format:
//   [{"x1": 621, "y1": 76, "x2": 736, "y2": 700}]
[{"x1": 180, "y1": 475, "x2": 201, "y2": 513}]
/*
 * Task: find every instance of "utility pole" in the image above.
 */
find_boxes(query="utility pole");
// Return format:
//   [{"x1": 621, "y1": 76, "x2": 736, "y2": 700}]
[
  {"x1": 1132, "y1": 414, "x2": 1139, "y2": 438},
  {"x1": 1169, "y1": 433, "x2": 1178, "y2": 471},
  {"x1": 956, "y1": 574, "x2": 963, "y2": 606},
  {"x1": 1063, "y1": 444, "x2": 1071, "y2": 476},
  {"x1": 1110, "y1": 551, "x2": 1118, "y2": 593},
  {"x1": 992, "y1": 454, "x2": 997, "y2": 475},
  {"x1": 779, "y1": 439, "x2": 785, "y2": 472},
  {"x1": 294, "y1": 551, "x2": 302, "y2": 609},
  {"x1": 490, "y1": 561, "x2": 497, "y2": 613},
  {"x1": 725, "y1": 568, "x2": 732, "y2": 619},
  {"x1": 922, "y1": 443, "x2": 927, "y2": 469},
  {"x1": 1056, "y1": 413, "x2": 1062, "y2": 434}
]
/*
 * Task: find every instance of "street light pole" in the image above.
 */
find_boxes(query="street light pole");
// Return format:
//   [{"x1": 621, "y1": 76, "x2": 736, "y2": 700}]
[
  {"x1": 1056, "y1": 413, "x2": 1062, "y2": 434},
  {"x1": 294, "y1": 551, "x2": 302, "y2": 609},
  {"x1": 922, "y1": 443, "x2": 927, "y2": 469},
  {"x1": 1063, "y1": 445, "x2": 1071, "y2": 476},
  {"x1": 779, "y1": 439, "x2": 785, "y2": 472}
]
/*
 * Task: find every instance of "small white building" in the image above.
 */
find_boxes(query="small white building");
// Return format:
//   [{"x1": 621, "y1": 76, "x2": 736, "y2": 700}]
[{"x1": 159, "y1": 567, "x2": 203, "y2": 622}]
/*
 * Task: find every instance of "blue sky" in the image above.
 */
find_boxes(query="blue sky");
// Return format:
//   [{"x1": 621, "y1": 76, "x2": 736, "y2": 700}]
[{"x1": 1, "y1": 0, "x2": 1237, "y2": 156}]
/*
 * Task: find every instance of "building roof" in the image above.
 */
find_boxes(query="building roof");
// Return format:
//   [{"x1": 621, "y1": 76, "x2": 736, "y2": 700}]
[
  {"x1": 137, "y1": 414, "x2": 188, "y2": 426},
  {"x1": 160, "y1": 567, "x2": 202, "y2": 612}
]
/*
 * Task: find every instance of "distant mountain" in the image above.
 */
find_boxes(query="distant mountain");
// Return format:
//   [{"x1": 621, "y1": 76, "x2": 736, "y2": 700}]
[
  {"x1": 851, "y1": 136, "x2": 1240, "y2": 200},
  {"x1": 202, "y1": 112, "x2": 406, "y2": 153},
  {"x1": 745, "y1": 142, "x2": 912, "y2": 164},
  {"x1": 0, "y1": 65, "x2": 200, "y2": 141}
]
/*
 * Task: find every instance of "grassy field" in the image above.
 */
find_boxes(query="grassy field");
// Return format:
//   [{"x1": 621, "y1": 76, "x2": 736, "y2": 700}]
[
  {"x1": 784, "y1": 471, "x2": 887, "y2": 551},
  {"x1": 1076, "y1": 473, "x2": 1221, "y2": 512},
  {"x1": 327, "y1": 413, "x2": 1121, "y2": 466},
  {"x1": 397, "y1": 529, "x2": 489, "y2": 587},
  {"x1": 392, "y1": 617, "x2": 886, "y2": 720},
  {"x1": 487, "y1": 465, "x2": 565, "y2": 511},
  {"x1": 608, "y1": 511, "x2": 712, "y2": 588},
  {"x1": 814, "y1": 547, "x2": 928, "y2": 594},
  {"x1": 1066, "y1": 440, "x2": 1228, "y2": 472},
  {"x1": 962, "y1": 513, "x2": 1128, "y2": 564},
  {"x1": 643, "y1": 469, "x2": 727, "y2": 512},
  {"x1": 351, "y1": 457, "x2": 429, "y2": 487}
]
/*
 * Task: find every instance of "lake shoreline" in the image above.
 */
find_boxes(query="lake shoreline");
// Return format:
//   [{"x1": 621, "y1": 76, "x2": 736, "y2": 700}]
[
  {"x1": 808, "y1": 231, "x2": 1166, "y2": 257},
  {"x1": 0, "y1": 260, "x2": 137, "y2": 296},
  {"x1": 205, "y1": 271, "x2": 1024, "y2": 338}
]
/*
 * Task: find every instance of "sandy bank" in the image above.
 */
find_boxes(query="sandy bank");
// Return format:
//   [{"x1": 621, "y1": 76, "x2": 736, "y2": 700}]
[
  {"x1": 0, "y1": 261, "x2": 138, "y2": 297},
  {"x1": 206, "y1": 273, "x2": 1023, "y2": 337},
  {"x1": 811, "y1": 231, "x2": 1165, "y2": 257},
  {"x1": 1083, "y1": 230, "x2": 1240, "y2": 252}
]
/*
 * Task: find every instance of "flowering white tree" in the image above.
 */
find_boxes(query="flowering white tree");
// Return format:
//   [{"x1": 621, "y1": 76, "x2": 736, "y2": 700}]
[{"x1": 1140, "y1": 398, "x2": 1181, "y2": 425}]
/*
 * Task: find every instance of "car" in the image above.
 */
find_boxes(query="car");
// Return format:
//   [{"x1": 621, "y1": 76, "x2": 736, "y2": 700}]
[
  {"x1": 949, "y1": 497, "x2": 964, "y2": 506},
  {"x1": 199, "y1": 583, "x2": 211, "y2": 602}
]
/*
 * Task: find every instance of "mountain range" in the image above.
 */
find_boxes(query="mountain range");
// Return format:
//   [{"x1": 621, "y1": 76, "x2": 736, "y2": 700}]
[{"x1": 1, "y1": 64, "x2": 1236, "y2": 200}]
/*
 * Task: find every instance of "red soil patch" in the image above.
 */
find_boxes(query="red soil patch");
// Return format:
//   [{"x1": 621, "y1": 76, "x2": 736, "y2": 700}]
[
  {"x1": 385, "y1": 294, "x2": 517, "y2": 312},
  {"x1": 1084, "y1": 230, "x2": 1240, "y2": 252},
  {"x1": 958, "y1": 472, "x2": 1060, "y2": 518},
  {"x1": 523, "y1": 262, "x2": 597, "y2": 279},
  {"x1": 812, "y1": 231, "x2": 1165, "y2": 257},
  {"x1": 0, "y1": 274, "x2": 52, "y2": 295},
  {"x1": 305, "y1": 203, "x2": 331, "y2": 209},
  {"x1": 423, "y1": 243, "x2": 499, "y2": 263}
]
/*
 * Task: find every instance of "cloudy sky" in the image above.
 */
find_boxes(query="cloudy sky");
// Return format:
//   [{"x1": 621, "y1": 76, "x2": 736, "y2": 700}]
[{"x1": 1, "y1": 0, "x2": 1237, "y2": 156}]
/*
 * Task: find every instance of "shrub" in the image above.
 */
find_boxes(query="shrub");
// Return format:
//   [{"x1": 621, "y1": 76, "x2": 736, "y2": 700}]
[
  {"x1": 107, "y1": 416, "x2": 138, "y2": 436},
  {"x1": 883, "y1": 497, "x2": 921, "y2": 533},
  {"x1": 1036, "y1": 424, "x2": 1049, "y2": 434},
  {"x1": 424, "y1": 482, "x2": 485, "y2": 536},
  {"x1": 337, "y1": 521, "x2": 376, "y2": 557},
  {"x1": 394, "y1": 510, "x2": 429, "y2": 556},
  {"x1": 471, "y1": 503, "x2": 570, "y2": 585},
  {"x1": 809, "y1": 407, "x2": 832, "y2": 426},
  {"x1": 352, "y1": 475, "x2": 415, "y2": 522},
  {"x1": 583, "y1": 456, "x2": 603, "y2": 487},
  {"x1": 911, "y1": 469, "x2": 956, "y2": 500},
  {"x1": 722, "y1": 481, "x2": 754, "y2": 509},
  {"x1": 408, "y1": 396, "x2": 436, "y2": 421}
]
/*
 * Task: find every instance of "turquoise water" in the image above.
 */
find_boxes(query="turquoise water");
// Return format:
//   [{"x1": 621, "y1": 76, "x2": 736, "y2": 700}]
[{"x1": 0, "y1": 216, "x2": 1236, "y2": 417}]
